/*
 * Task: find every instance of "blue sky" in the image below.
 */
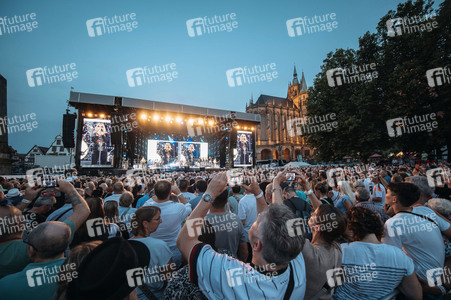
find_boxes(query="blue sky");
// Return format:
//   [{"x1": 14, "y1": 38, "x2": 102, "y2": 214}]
[{"x1": 0, "y1": 0, "x2": 443, "y2": 153}]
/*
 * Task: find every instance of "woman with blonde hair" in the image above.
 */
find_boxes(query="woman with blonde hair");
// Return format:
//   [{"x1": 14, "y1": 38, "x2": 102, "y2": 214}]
[{"x1": 335, "y1": 181, "x2": 355, "y2": 214}]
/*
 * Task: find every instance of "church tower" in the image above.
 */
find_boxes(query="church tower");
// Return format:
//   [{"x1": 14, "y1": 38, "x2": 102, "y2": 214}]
[{"x1": 287, "y1": 65, "x2": 308, "y2": 113}]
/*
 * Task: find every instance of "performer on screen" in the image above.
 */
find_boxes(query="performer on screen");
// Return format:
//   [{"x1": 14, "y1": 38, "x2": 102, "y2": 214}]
[
  {"x1": 91, "y1": 123, "x2": 110, "y2": 165},
  {"x1": 163, "y1": 142, "x2": 174, "y2": 165},
  {"x1": 237, "y1": 133, "x2": 251, "y2": 165},
  {"x1": 186, "y1": 144, "x2": 197, "y2": 166}
]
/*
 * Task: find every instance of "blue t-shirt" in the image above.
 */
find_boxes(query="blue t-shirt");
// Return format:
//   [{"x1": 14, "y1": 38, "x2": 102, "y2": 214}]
[
  {"x1": 136, "y1": 194, "x2": 150, "y2": 208},
  {"x1": 335, "y1": 195, "x2": 352, "y2": 215},
  {"x1": 189, "y1": 193, "x2": 203, "y2": 210}
]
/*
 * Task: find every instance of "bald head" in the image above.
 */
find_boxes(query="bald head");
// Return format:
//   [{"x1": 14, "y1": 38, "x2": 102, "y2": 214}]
[
  {"x1": 113, "y1": 182, "x2": 124, "y2": 194},
  {"x1": 0, "y1": 205, "x2": 24, "y2": 243},
  {"x1": 28, "y1": 221, "x2": 71, "y2": 259}
]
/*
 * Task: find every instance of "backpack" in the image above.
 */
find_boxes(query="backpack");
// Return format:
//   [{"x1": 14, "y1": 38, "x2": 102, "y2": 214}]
[{"x1": 287, "y1": 197, "x2": 313, "y2": 240}]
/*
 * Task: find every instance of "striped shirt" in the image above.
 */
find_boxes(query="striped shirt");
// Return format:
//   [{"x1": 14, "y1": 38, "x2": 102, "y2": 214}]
[
  {"x1": 333, "y1": 242, "x2": 414, "y2": 300},
  {"x1": 189, "y1": 243, "x2": 306, "y2": 300}
]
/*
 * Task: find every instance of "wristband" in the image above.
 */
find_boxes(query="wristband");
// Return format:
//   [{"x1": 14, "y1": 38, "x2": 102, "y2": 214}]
[
  {"x1": 306, "y1": 189, "x2": 314, "y2": 196},
  {"x1": 255, "y1": 191, "x2": 264, "y2": 199},
  {"x1": 21, "y1": 199, "x2": 32, "y2": 204},
  {"x1": 177, "y1": 193, "x2": 183, "y2": 197},
  {"x1": 437, "y1": 285, "x2": 446, "y2": 295}
]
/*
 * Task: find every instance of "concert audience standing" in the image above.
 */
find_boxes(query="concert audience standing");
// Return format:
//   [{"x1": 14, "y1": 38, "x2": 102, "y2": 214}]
[
  {"x1": 188, "y1": 180, "x2": 207, "y2": 209},
  {"x1": 143, "y1": 180, "x2": 191, "y2": 267},
  {"x1": 136, "y1": 181, "x2": 155, "y2": 208},
  {"x1": 104, "y1": 182, "x2": 125, "y2": 203},
  {"x1": 354, "y1": 187, "x2": 390, "y2": 223}
]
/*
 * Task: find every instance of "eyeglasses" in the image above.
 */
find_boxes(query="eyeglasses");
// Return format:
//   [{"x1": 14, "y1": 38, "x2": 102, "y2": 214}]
[
  {"x1": 151, "y1": 217, "x2": 161, "y2": 221},
  {"x1": 22, "y1": 229, "x2": 39, "y2": 252}
]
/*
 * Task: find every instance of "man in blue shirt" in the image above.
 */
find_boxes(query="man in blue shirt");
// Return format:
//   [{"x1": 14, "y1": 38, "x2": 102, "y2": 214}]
[{"x1": 188, "y1": 180, "x2": 207, "y2": 209}]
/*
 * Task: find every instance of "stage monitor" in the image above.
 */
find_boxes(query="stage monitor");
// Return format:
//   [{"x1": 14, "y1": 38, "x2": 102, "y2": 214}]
[
  {"x1": 233, "y1": 130, "x2": 254, "y2": 167},
  {"x1": 147, "y1": 140, "x2": 208, "y2": 166},
  {"x1": 80, "y1": 118, "x2": 115, "y2": 167}
]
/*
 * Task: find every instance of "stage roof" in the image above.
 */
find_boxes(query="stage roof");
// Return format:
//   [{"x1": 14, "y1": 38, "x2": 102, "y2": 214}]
[{"x1": 69, "y1": 91, "x2": 261, "y2": 123}]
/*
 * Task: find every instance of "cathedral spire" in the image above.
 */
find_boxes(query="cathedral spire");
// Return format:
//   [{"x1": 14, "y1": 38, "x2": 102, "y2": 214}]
[
  {"x1": 300, "y1": 71, "x2": 307, "y2": 92},
  {"x1": 292, "y1": 64, "x2": 299, "y2": 85}
]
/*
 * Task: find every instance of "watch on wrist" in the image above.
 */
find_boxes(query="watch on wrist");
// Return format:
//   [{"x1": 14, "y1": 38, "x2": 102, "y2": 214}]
[
  {"x1": 202, "y1": 194, "x2": 212, "y2": 202},
  {"x1": 21, "y1": 199, "x2": 32, "y2": 204}
]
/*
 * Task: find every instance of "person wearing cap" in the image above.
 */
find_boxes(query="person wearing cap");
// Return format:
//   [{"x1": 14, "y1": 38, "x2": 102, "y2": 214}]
[
  {"x1": 23, "y1": 196, "x2": 57, "y2": 224},
  {"x1": 177, "y1": 171, "x2": 307, "y2": 300},
  {"x1": 5, "y1": 188, "x2": 24, "y2": 206},
  {"x1": 0, "y1": 180, "x2": 90, "y2": 299}
]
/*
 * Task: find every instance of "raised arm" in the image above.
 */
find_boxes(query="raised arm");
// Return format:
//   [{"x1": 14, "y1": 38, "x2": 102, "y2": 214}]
[
  {"x1": 271, "y1": 170, "x2": 287, "y2": 205},
  {"x1": 15, "y1": 186, "x2": 43, "y2": 211},
  {"x1": 57, "y1": 180, "x2": 90, "y2": 231},
  {"x1": 294, "y1": 171, "x2": 322, "y2": 210},
  {"x1": 241, "y1": 177, "x2": 266, "y2": 215},
  {"x1": 176, "y1": 172, "x2": 227, "y2": 261}
]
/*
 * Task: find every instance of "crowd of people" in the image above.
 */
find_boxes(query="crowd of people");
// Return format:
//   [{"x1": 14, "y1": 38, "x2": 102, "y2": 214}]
[{"x1": 0, "y1": 161, "x2": 450, "y2": 299}]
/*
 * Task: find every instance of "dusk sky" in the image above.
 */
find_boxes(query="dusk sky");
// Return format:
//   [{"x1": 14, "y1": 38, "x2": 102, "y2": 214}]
[{"x1": 0, "y1": 0, "x2": 443, "y2": 153}]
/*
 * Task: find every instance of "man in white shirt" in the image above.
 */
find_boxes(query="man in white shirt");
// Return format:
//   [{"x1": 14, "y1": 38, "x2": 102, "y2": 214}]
[
  {"x1": 383, "y1": 182, "x2": 451, "y2": 284},
  {"x1": 104, "y1": 182, "x2": 124, "y2": 203},
  {"x1": 370, "y1": 173, "x2": 386, "y2": 205},
  {"x1": 177, "y1": 172, "x2": 306, "y2": 300},
  {"x1": 179, "y1": 179, "x2": 196, "y2": 201},
  {"x1": 144, "y1": 180, "x2": 191, "y2": 267},
  {"x1": 238, "y1": 191, "x2": 257, "y2": 239}
]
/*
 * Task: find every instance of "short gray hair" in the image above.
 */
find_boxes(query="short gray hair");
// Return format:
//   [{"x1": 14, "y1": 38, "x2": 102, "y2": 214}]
[
  {"x1": 119, "y1": 191, "x2": 134, "y2": 207},
  {"x1": 258, "y1": 205, "x2": 304, "y2": 265},
  {"x1": 406, "y1": 176, "x2": 433, "y2": 198},
  {"x1": 428, "y1": 198, "x2": 451, "y2": 217},
  {"x1": 355, "y1": 188, "x2": 370, "y2": 202}
]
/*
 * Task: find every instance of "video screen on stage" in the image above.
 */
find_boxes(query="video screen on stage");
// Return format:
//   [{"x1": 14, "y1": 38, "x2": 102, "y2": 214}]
[
  {"x1": 80, "y1": 118, "x2": 115, "y2": 167},
  {"x1": 147, "y1": 140, "x2": 208, "y2": 166},
  {"x1": 233, "y1": 130, "x2": 254, "y2": 167}
]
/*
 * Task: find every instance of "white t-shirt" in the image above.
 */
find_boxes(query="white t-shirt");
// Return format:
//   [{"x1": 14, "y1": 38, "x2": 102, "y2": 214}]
[
  {"x1": 363, "y1": 178, "x2": 374, "y2": 195},
  {"x1": 189, "y1": 244, "x2": 306, "y2": 300},
  {"x1": 104, "y1": 193, "x2": 121, "y2": 203},
  {"x1": 133, "y1": 236, "x2": 173, "y2": 300},
  {"x1": 334, "y1": 242, "x2": 414, "y2": 300},
  {"x1": 370, "y1": 183, "x2": 386, "y2": 205},
  {"x1": 143, "y1": 200, "x2": 192, "y2": 248},
  {"x1": 238, "y1": 194, "x2": 257, "y2": 238},
  {"x1": 383, "y1": 206, "x2": 450, "y2": 280}
]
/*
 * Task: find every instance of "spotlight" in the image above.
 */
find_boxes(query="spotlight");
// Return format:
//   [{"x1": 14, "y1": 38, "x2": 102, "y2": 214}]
[
  {"x1": 87, "y1": 113, "x2": 93, "y2": 118},
  {"x1": 100, "y1": 114, "x2": 105, "y2": 118},
  {"x1": 237, "y1": 125, "x2": 240, "y2": 129},
  {"x1": 251, "y1": 127, "x2": 255, "y2": 131},
  {"x1": 165, "y1": 116, "x2": 171, "y2": 122},
  {"x1": 153, "y1": 114, "x2": 159, "y2": 121},
  {"x1": 176, "y1": 117, "x2": 182, "y2": 123},
  {"x1": 244, "y1": 127, "x2": 248, "y2": 130},
  {"x1": 198, "y1": 119, "x2": 204, "y2": 125},
  {"x1": 208, "y1": 120, "x2": 214, "y2": 126},
  {"x1": 141, "y1": 113, "x2": 147, "y2": 120},
  {"x1": 188, "y1": 119, "x2": 194, "y2": 125}
]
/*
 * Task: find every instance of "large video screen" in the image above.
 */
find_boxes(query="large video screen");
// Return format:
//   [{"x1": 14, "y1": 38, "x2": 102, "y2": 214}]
[
  {"x1": 147, "y1": 140, "x2": 208, "y2": 165},
  {"x1": 80, "y1": 118, "x2": 115, "y2": 167},
  {"x1": 233, "y1": 130, "x2": 254, "y2": 167}
]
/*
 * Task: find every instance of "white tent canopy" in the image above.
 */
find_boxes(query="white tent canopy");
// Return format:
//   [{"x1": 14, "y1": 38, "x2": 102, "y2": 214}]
[{"x1": 283, "y1": 161, "x2": 311, "y2": 168}]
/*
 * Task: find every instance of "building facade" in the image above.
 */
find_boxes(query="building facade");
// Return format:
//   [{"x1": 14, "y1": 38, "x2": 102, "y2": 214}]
[{"x1": 246, "y1": 66, "x2": 313, "y2": 161}]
